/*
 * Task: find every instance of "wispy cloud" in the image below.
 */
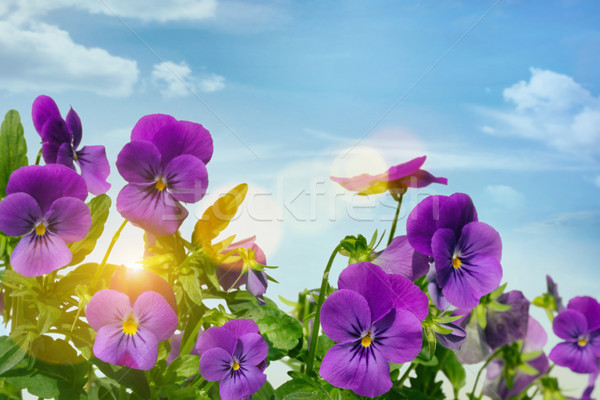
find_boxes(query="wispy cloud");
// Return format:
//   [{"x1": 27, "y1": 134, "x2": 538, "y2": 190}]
[
  {"x1": 517, "y1": 210, "x2": 600, "y2": 234},
  {"x1": 484, "y1": 185, "x2": 525, "y2": 209},
  {"x1": 151, "y1": 61, "x2": 225, "y2": 98}
]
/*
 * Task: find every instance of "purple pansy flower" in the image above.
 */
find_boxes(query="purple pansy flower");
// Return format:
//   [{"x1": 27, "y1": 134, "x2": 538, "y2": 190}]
[
  {"x1": 319, "y1": 263, "x2": 425, "y2": 397},
  {"x1": 549, "y1": 296, "x2": 600, "y2": 374},
  {"x1": 407, "y1": 193, "x2": 503, "y2": 309},
  {"x1": 86, "y1": 289, "x2": 177, "y2": 370},
  {"x1": 371, "y1": 235, "x2": 429, "y2": 281},
  {"x1": 0, "y1": 165, "x2": 90, "y2": 277},
  {"x1": 331, "y1": 155, "x2": 447, "y2": 196},
  {"x1": 484, "y1": 317, "x2": 550, "y2": 399},
  {"x1": 196, "y1": 319, "x2": 268, "y2": 400},
  {"x1": 32, "y1": 95, "x2": 111, "y2": 195},
  {"x1": 116, "y1": 114, "x2": 212, "y2": 237},
  {"x1": 110, "y1": 266, "x2": 177, "y2": 313}
]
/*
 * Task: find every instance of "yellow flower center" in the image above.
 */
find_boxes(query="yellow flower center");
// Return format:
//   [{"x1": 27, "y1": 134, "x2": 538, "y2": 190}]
[
  {"x1": 578, "y1": 338, "x2": 588, "y2": 347},
  {"x1": 35, "y1": 223, "x2": 46, "y2": 236},
  {"x1": 122, "y1": 314, "x2": 138, "y2": 336},
  {"x1": 452, "y1": 256, "x2": 462, "y2": 269},
  {"x1": 361, "y1": 332, "x2": 372, "y2": 347},
  {"x1": 155, "y1": 178, "x2": 166, "y2": 191},
  {"x1": 232, "y1": 361, "x2": 240, "y2": 371}
]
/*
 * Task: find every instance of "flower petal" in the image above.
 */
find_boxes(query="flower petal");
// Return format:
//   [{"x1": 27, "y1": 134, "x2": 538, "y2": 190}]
[
  {"x1": 446, "y1": 254, "x2": 502, "y2": 309},
  {"x1": 438, "y1": 193, "x2": 478, "y2": 238},
  {"x1": 386, "y1": 156, "x2": 427, "y2": 180},
  {"x1": 41, "y1": 117, "x2": 72, "y2": 145},
  {"x1": 93, "y1": 323, "x2": 159, "y2": 370},
  {"x1": 86, "y1": 289, "x2": 133, "y2": 331},
  {"x1": 523, "y1": 317, "x2": 548, "y2": 353},
  {"x1": 45, "y1": 197, "x2": 91, "y2": 242},
  {"x1": 66, "y1": 107, "x2": 82, "y2": 149},
  {"x1": 400, "y1": 169, "x2": 448, "y2": 188},
  {"x1": 222, "y1": 319, "x2": 260, "y2": 339},
  {"x1": 76, "y1": 145, "x2": 111, "y2": 195},
  {"x1": 439, "y1": 269, "x2": 480, "y2": 310},
  {"x1": 330, "y1": 172, "x2": 388, "y2": 195},
  {"x1": 458, "y1": 222, "x2": 502, "y2": 261},
  {"x1": 485, "y1": 290, "x2": 530, "y2": 350},
  {"x1": 435, "y1": 323, "x2": 467, "y2": 350},
  {"x1": 163, "y1": 154, "x2": 208, "y2": 203},
  {"x1": 196, "y1": 326, "x2": 237, "y2": 355},
  {"x1": 133, "y1": 291, "x2": 178, "y2": 342},
  {"x1": 0, "y1": 193, "x2": 41, "y2": 236},
  {"x1": 11, "y1": 232, "x2": 72, "y2": 277},
  {"x1": 41, "y1": 141, "x2": 60, "y2": 164},
  {"x1": 387, "y1": 274, "x2": 429, "y2": 321},
  {"x1": 374, "y1": 309, "x2": 423, "y2": 364},
  {"x1": 198, "y1": 347, "x2": 232, "y2": 381},
  {"x1": 131, "y1": 114, "x2": 177, "y2": 142},
  {"x1": 32, "y1": 95, "x2": 61, "y2": 135},
  {"x1": 549, "y1": 342, "x2": 598, "y2": 373},
  {"x1": 568, "y1": 297, "x2": 600, "y2": 331},
  {"x1": 553, "y1": 309, "x2": 588, "y2": 341},
  {"x1": 338, "y1": 262, "x2": 394, "y2": 322},
  {"x1": 407, "y1": 195, "x2": 447, "y2": 256},
  {"x1": 235, "y1": 333, "x2": 268, "y2": 366},
  {"x1": 116, "y1": 141, "x2": 163, "y2": 184},
  {"x1": 116, "y1": 183, "x2": 188, "y2": 237},
  {"x1": 152, "y1": 121, "x2": 213, "y2": 165},
  {"x1": 109, "y1": 267, "x2": 177, "y2": 313},
  {"x1": 246, "y1": 270, "x2": 268, "y2": 298},
  {"x1": 321, "y1": 289, "x2": 371, "y2": 344},
  {"x1": 56, "y1": 142, "x2": 75, "y2": 168},
  {"x1": 219, "y1": 365, "x2": 266, "y2": 400},
  {"x1": 372, "y1": 235, "x2": 429, "y2": 281}
]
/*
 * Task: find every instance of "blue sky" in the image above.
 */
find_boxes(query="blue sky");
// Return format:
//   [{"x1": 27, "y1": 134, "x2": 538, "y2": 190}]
[{"x1": 1, "y1": 0, "x2": 600, "y2": 394}]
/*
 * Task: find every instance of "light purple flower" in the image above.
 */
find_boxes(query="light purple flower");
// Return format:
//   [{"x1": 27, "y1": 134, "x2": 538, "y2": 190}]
[
  {"x1": 86, "y1": 289, "x2": 177, "y2": 370},
  {"x1": 319, "y1": 263, "x2": 425, "y2": 397},
  {"x1": 32, "y1": 95, "x2": 111, "y2": 195},
  {"x1": 407, "y1": 193, "x2": 503, "y2": 309},
  {"x1": 549, "y1": 296, "x2": 600, "y2": 374},
  {"x1": 371, "y1": 235, "x2": 429, "y2": 281},
  {"x1": 196, "y1": 319, "x2": 268, "y2": 400},
  {"x1": 116, "y1": 114, "x2": 212, "y2": 236},
  {"x1": 0, "y1": 165, "x2": 90, "y2": 277}
]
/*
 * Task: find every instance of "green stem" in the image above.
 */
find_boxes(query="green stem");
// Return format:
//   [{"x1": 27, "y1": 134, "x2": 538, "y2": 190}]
[
  {"x1": 305, "y1": 243, "x2": 343, "y2": 376},
  {"x1": 35, "y1": 148, "x2": 42, "y2": 165},
  {"x1": 91, "y1": 220, "x2": 128, "y2": 289},
  {"x1": 398, "y1": 363, "x2": 416, "y2": 387},
  {"x1": 471, "y1": 348, "x2": 502, "y2": 399},
  {"x1": 387, "y1": 194, "x2": 404, "y2": 246}
]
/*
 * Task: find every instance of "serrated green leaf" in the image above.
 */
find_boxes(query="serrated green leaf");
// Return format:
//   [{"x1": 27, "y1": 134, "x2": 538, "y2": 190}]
[
  {"x1": 0, "y1": 110, "x2": 27, "y2": 198},
  {"x1": 69, "y1": 194, "x2": 111, "y2": 265}
]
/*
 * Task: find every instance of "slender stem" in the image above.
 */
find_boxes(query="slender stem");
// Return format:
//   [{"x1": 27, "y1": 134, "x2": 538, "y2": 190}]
[
  {"x1": 91, "y1": 220, "x2": 128, "y2": 289},
  {"x1": 387, "y1": 194, "x2": 404, "y2": 246},
  {"x1": 35, "y1": 148, "x2": 42, "y2": 165},
  {"x1": 471, "y1": 348, "x2": 502, "y2": 399},
  {"x1": 398, "y1": 363, "x2": 416, "y2": 387},
  {"x1": 305, "y1": 243, "x2": 343, "y2": 376}
]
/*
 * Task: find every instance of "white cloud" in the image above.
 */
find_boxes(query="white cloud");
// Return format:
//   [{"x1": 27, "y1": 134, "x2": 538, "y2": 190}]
[
  {"x1": 482, "y1": 68, "x2": 600, "y2": 160},
  {"x1": 151, "y1": 61, "x2": 226, "y2": 98},
  {"x1": 484, "y1": 185, "x2": 525, "y2": 209},
  {"x1": 0, "y1": 21, "x2": 138, "y2": 97}
]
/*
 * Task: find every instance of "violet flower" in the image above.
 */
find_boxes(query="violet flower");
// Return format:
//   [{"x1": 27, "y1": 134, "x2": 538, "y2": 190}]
[
  {"x1": 371, "y1": 235, "x2": 429, "y2": 281},
  {"x1": 331, "y1": 155, "x2": 447, "y2": 196},
  {"x1": 196, "y1": 319, "x2": 268, "y2": 400},
  {"x1": 216, "y1": 236, "x2": 268, "y2": 304},
  {"x1": 116, "y1": 114, "x2": 213, "y2": 236},
  {"x1": 435, "y1": 322, "x2": 467, "y2": 350},
  {"x1": 549, "y1": 296, "x2": 600, "y2": 373},
  {"x1": 86, "y1": 289, "x2": 178, "y2": 370},
  {"x1": 319, "y1": 262, "x2": 425, "y2": 397},
  {"x1": 407, "y1": 193, "x2": 502, "y2": 309},
  {"x1": 0, "y1": 165, "x2": 90, "y2": 277},
  {"x1": 546, "y1": 275, "x2": 565, "y2": 313},
  {"x1": 32, "y1": 95, "x2": 111, "y2": 195}
]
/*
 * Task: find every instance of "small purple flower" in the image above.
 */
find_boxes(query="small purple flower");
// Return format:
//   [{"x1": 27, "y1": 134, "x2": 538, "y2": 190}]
[
  {"x1": 435, "y1": 322, "x2": 467, "y2": 350},
  {"x1": 32, "y1": 95, "x2": 111, "y2": 195},
  {"x1": 546, "y1": 275, "x2": 565, "y2": 312},
  {"x1": 319, "y1": 263, "x2": 425, "y2": 397},
  {"x1": 0, "y1": 165, "x2": 90, "y2": 277},
  {"x1": 371, "y1": 235, "x2": 429, "y2": 281},
  {"x1": 331, "y1": 155, "x2": 447, "y2": 196},
  {"x1": 549, "y1": 296, "x2": 600, "y2": 374},
  {"x1": 86, "y1": 289, "x2": 177, "y2": 370},
  {"x1": 116, "y1": 114, "x2": 212, "y2": 236},
  {"x1": 407, "y1": 193, "x2": 503, "y2": 309},
  {"x1": 196, "y1": 319, "x2": 268, "y2": 400}
]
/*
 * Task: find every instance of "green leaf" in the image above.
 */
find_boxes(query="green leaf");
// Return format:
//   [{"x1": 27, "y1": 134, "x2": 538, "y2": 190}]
[
  {"x1": 0, "y1": 110, "x2": 28, "y2": 198},
  {"x1": 30, "y1": 336, "x2": 85, "y2": 365},
  {"x1": 274, "y1": 377, "x2": 329, "y2": 400},
  {"x1": 179, "y1": 269, "x2": 203, "y2": 306},
  {"x1": 92, "y1": 358, "x2": 151, "y2": 399},
  {"x1": 475, "y1": 304, "x2": 487, "y2": 329},
  {"x1": 163, "y1": 354, "x2": 200, "y2": 385},
  {"x1": 438, "y1": 346, "x2": 466, "y2": 396},
  {"x1": 55, "y1": 262, "x2": 118, "y2": 297},
  {"x1": 252, "y1": 381, "x2": 274, "y2": 400},
  {"x1": 5, "y1": 373, "x2": 60, "y2": 398},
  {"x1": 487, "y1": 301, "x2": 512, "y2": 312},
  {"x1": 69, "y1": 194, "x2": 111, "y2": 265},
  {"x1": 0, "y1": 336, "x2": 27, "y2": 375}
]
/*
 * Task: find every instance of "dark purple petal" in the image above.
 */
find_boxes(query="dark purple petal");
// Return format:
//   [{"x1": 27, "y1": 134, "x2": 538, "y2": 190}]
[
  {"x1": 86, "y1": 289, "x2": 133, "y2": 331},
  {"x1": 338, "y1": 262, "x2": 394, "y2": 322},
  {"x1": 485, "y1": 290, "x2": 530, "y2": 350},
  {"x1": 219, "y1": 365, "x2": 266, "y2": 400},
  {"x1": 454, "y1": 254, "x2": 502, "y2": 307},
  {"x1": 246, "y1": 270, "x2": 268, "y2": 298},
  {"x1": 427, "y1": 267, "x2": 453, "y2": 310},
  {"x1": 32, "y1": 95, "x2": 61, "y2": 135},
  {"x1": 93, "y1": 323, "x2": 159, "y2": 370},
  {"x1": 41, "y1": 141, "x2": 60, "y2": 164},
  {"x1": 6, "y1": 165, "x2": 87, "y2": 213},
  {"x1": 440, "y1": 270, "x2": 480, "y2": 309},
  {"x1": 407, "y1": 195, "x2": 448, "y2": 256},
  {"x1": 41, "y1": 117, "x2": 72, "y2": 145},
  {"x1": 568, "y1": 297, "x2": 600, "y2": 331},
  {"x1": 116, "y1": 183, "x2": 188, "y2": 237},
  {"x1": 321, "y1": 289, "x2": 370, "y2": 343},
  {"x1": 549, "y1": 342, "x2": 598, "y2": 373},
  {"x1": 222, "y1": 319, "x2": 260, "y2": 339},
  {"x1": 435, "y1": 323, "x2": 467, "y2": 350},
  {"x1": 198, "y1": 347, "x2": 232, "y2": 381},
  {"x1": 438, "y1": 193, "x2": 478, "y2": 238},
  {"x1": 11, "y1": 232, "x2": 71, "y2": 277},
  {"x1": 372, "y1": 235, "x2": 429, "y2": 281},
  {"x1": 400, "y1": 169, "x2": 448, "y2": 188},
  {"x1": 431, "y1": 228, "x2": 456, "y2": 288},
  {"x1": 116, "y1": 141, "x2": 163, "y2": 184},
  {"x1": 131, "y1": 114, "x2": 177, "y2": 142},
  {"x1": 374, "y1": 309, "x2": 423, "y2": 363},
  {"x1": 546, "y1": 275, "x2": 564, "y2": 312},
  {"x1": 386, "y1": 156, "x2": 427, "y2": 180},
  {"x1": 76, "y1": 146, "x2": 111, "y2": 195},
  {"x1": 523, "y1": 317, "x2": 548, "y2": 353},
  {"x1": 133, "y1": 291, "x2": 178, "y2": 342},
  {"x1": 319, "y1": 342, "x2": 392, "y2": 398},
  {"x1": 152, "y1": 121, "x2": 213, "y2": 165},
  {"x1": 387, "y1": 274, "x2": 429, "y2": 321},
  {"x1": 163, "y1": 154, "x2": 208, "y2": 203},
  {"x1": 0, "y1": 193, "x2": 41, "y2": 236},
  {"x1": 553, "y1": 309, "x2": 588, "y2": 340},
  {"x1": 196, "y1": 326, "x2": 237, "y2": 355},
  {"x1": 45, "y1": 197, "x2": 91, "y2": 242},
  {"x1": 458, "y1": 222, "x2": 502, "y2": 261},
  {"x1": 235, "y1": 333, "x2": 268, "y2": 366},
  {"x1": 56, "y1": 142, "x2": 75, "y2": 168},
  {"x1": 65, "y1": 107, "x2": 82, "y2": 149}
]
